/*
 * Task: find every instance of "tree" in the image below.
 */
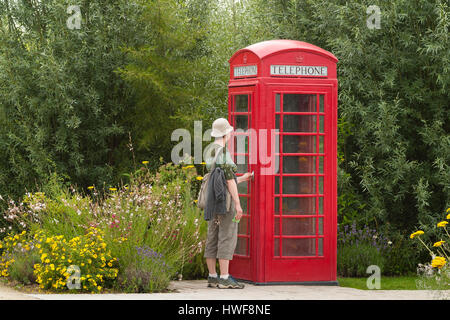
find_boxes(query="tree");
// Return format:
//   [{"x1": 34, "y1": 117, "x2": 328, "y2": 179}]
[
  {"x1": 250, "y1": 0, "x2": 449, "y2": 234},
  {"x1": 0, "y1": 0, "x2": 144, "y2": 199}
]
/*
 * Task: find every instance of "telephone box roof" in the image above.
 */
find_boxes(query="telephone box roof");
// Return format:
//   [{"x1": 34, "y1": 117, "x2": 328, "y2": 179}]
[{"x1": 229, "y1": 39, "x2": 338, "y2": 63}]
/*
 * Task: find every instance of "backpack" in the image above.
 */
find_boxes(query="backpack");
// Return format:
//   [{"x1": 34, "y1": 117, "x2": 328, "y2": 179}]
[{"x1": 197, "y1": 145, "x2": 231, "y2": 210}]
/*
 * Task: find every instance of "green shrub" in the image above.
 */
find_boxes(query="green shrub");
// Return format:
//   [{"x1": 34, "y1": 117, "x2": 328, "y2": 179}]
[
  {"x1": 0, "y1": 161, "x2": 205, "y2": 292},
  {"x1": 337, "y1": 223, "x2": 391, "y2": 277}
]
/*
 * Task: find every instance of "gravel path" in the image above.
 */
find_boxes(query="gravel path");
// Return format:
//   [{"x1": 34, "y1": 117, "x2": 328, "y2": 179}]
[{"x1": 1, "y1": 280, "x2": 446, "y2": 300}]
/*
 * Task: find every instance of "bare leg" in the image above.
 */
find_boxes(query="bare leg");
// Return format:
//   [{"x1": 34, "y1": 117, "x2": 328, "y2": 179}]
[
  {"x1": 218, "y1": 259, "x2": 229, "y2": 275},
  {"x1": 206, "y1": 258, "x2": 217, "y2": 275}
]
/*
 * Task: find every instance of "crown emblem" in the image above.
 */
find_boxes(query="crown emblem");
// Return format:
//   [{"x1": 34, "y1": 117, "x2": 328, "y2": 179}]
[{"x1": 295, "y1": 55, "x2": 304, "y2": 63}]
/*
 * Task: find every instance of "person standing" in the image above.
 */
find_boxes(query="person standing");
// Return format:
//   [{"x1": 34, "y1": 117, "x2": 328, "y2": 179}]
[{"x1": 203, "y1": 118, "x2": 252, "y2": 289}]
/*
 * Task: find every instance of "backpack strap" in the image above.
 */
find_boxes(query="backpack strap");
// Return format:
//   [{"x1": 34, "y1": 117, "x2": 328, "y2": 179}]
[{"x1": 211, "y1": 145, "x2": 226, "y2": 171}]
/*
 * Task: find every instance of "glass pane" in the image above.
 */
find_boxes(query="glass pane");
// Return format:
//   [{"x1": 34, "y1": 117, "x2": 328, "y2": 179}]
[
  {"x1": 319, "y1": 197, "x2": 323, "y2": 214},
  {"x1": 235, "y1": 95, "x2": 248, "y2": 112},
  {"x1": 238, "y1": 217, "x2": 250, "y2": 235},
  {"x1": 276, "y1": 114, "x2": 280, "y2": 130},
  {"x1": 319, "y1": 136, "x2": 324, "y2": 153},
  {"x1": 240, "y1": 196, "x2": 248, "y2": 213},
  {"x1": 274, "y1": 238, "x2": 280, "y2": 256},
  {"x1": 283, "y1": 115, "x2": 316, "y2": 132},
  {"x1": 235, "y1": 237, "x2": 247, "y2": 255},
  {"x1": 235, "y1": 135, "x2": 248, "y2": 154},
  {"x1": 238, "y1": 181, "x2": 248, "y2": 194},
  {"x1": 276, "y1": 94, "x2": 281, "y2": 112},
  {"x1": 319, "y1": 115, "x2": 324, "y2": 133},
  {"x1": 283, "y1": 94, "x2": 316, "y2": 112},
  {"x1": 283, "y1": 135, "x2": 316, "y2": 153},
  {"x1": 319, "y1": 156, "x2": 324, "y2": 173},
  {"x1": 274, "y1": 218, "x2": 280, "y2": 236},
  {"x1": 318, "y1": 238, "x2": 323, "y2": 256},
  {"x1": 319, "y1": 176, "x2": 324, "y2": 194},
  {"x1": 319, "y1": 94, "x2": 324, "y2": 113},
  {"x1": 282, "y1": 238, "x2": 315, "y2": 256},
  {"x1": 283, "y1": 156, "x2": 316, "y2": 173},
  {"x1": 275, "y1": 197, "x2": 280, "y2": 212},
  {"x1": 236, "y1": 155, "x2": 248, "y2": 173},
  {"x1": 282, "y1": 197, "x2": 315, "y2": 215},
  {"x1": 282, "y1": 176, "x2": 315, "y2": 194},
  {"x1": 282, "y1": 217, "x2": 315, "y2": 236},
  {"x1": 319, "y1": 217, "x2": 323, "y2": 235},
  {"x1": 236, "y1": 115, "x2": 248, "y2": 130},
  {"x1": 275, "y1": 176, "x2": 279, "y2": 194}
]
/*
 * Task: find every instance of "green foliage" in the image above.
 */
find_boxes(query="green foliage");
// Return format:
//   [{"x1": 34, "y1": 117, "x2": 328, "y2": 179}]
[
  {"x1": 0, "y1": 0, "x2": 144, "y2": 201},
  {"x1": 0, "y1": 161, "x2": 206, "y2": 292},
  {"x1": 337, "y1": 223, "x2": 390, "y2": 277},
  {"x1": 117, "y1": 0, "x2": 219, "y2": 163},
  {"x1": 249, "y1": 0, "x2": 449, "y2": 241}
]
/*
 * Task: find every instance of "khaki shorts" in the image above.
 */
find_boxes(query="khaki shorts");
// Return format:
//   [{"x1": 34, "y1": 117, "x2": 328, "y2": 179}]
[{"x1": 204, "y1": 201, "x2": 238, "y2": 260}]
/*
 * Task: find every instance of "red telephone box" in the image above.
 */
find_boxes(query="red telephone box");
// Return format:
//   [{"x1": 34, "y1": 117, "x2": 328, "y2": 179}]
[{"x1": 227, "y1": 40, "x2": 338, "y2": 284}]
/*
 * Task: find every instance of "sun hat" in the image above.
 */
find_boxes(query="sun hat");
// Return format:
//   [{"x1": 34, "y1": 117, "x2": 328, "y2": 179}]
[{"x1": 211, "y1": 118, "x2": 234, "y2": 138}]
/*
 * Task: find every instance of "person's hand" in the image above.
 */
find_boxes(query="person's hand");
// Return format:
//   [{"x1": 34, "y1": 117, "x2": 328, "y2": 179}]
[
  {"x1": 235, "y1": 204, "x2": 243, "y2": 221},
  {"x1": 242, "y1": 172, "x2": 253, "y2": 181}
]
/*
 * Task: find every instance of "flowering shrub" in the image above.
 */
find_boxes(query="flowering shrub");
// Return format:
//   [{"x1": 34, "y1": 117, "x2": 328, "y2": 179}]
[
  {"x1": 33, "y1": 228, "x2": 119, "y2": 293},
  {"x1": 0, "y1": 231, "x2": 33, "y2": 278},
  {"x1": 337, "y1": 223, "x2": 392, "y2": 277},
  {"x1": 0, "y1": 160, "x2": 206, "y2": 293},
  {"x1": 411, "y1": 208, "x2": 449, "y2": 296},
  {"x1": 117, "y1": 245, "x2": 171, "y2": 293}
]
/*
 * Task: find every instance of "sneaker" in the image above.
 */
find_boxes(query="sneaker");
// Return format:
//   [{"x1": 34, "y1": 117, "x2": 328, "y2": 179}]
[
  {"x1": 207, "y1": 275, "x2": 219, "y2": 288},
  {"x1": 217, "y1": 275, "x2": 245, "y2": 289}
]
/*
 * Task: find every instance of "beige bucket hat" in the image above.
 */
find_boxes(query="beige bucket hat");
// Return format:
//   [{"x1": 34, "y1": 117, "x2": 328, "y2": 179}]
[{"x1": 211, "y1": 118, "x2": 234, "y2": 138}]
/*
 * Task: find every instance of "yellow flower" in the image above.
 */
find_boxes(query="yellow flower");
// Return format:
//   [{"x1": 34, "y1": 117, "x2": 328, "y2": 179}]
[
  {"x1": 410, "y1": 231, "x2": 424, "y2": 239},
  {"x1": 88, "y1": 186, "x2": 94, "y2": 190},
  {"x1": 142, "y1": 161, "x2": 149, "y2": 164},
  {"x1": 431, "y1": 256, "x2": 446, "y2": 269},
  {"x1": 182, "y1": 165, "x2": 195, "y2": 169},
  {"x1": 196, "y1": 176, "x2": 203, "y2": 181},
  {"x1": 201, "y1": 162, "x2": 206, "y2": 165},
  {"x1": 437, "y1": 221, "x2": 448, "y2": 228},
  {"x1": 446, "y1": 213, "x2": 450, "y2": 220},
  {"x1": 109, "y1": 187, "x2": 117, "y2": 191},
  {"x1": 433, "y1": 241, "x2": 445, "y2": 247}
]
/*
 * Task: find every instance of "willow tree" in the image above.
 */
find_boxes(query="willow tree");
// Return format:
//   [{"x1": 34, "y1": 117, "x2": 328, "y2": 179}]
[
  {"x1": 0, "y1": 0, "x2": 144, "y2": 200},
  {"x1": 249, "y1": 0, "x2": 449, "y2": 237}
]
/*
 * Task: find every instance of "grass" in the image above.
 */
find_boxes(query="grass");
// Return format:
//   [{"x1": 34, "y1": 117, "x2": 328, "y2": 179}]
[{"x1": 338, "y1": 276, "x2": 422, "y2": 290}]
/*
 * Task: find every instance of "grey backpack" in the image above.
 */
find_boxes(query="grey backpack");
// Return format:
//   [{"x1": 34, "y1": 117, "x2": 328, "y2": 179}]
[{"x1": 197, "y1": 146, "x2": 231, "y2": 210}]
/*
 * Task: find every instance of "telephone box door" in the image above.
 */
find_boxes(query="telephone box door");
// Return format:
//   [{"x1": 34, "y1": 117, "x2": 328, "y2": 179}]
[
  {"x1": 264, "y1": 85, "x2": 337, "y2": 282},
  {"x1": 228, "y1": 85, "x2": 257, "y2": 280}
]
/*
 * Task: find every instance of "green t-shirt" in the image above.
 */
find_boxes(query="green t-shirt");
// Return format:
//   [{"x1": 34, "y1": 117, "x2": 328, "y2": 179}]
[{"x1": 205, "y1": 143, "x2": 237, "y2": 181}]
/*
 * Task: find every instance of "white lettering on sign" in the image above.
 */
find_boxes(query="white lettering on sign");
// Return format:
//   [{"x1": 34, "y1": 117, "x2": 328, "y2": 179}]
[
  {"x1": 270, "y1": 65, "x2": 327, "y2": 77},
  {"x1": 234, "y1": 65, "x2": 258, "y2": 77}
]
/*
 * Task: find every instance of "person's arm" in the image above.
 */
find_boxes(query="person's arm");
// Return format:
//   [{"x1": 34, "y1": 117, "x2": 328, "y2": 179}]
[
  {"x1": 226, "y1": 178, "x2": 243, "y2": 220},
  {"x1": 236, "y1": 172, "x2": 252, "y2": 184}
]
